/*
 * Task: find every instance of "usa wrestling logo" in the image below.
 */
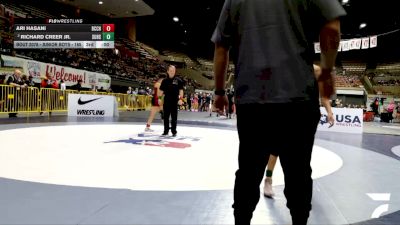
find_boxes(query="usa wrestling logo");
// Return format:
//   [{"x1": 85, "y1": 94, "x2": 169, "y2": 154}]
[{"x1": 105, "y1": 133, "x2": 201, "y2": 149}]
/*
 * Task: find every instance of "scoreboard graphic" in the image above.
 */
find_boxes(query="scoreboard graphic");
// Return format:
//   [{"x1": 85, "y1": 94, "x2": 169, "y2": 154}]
[{"x1": 13, "y1": 19, "x2": 115, "y2": 49}]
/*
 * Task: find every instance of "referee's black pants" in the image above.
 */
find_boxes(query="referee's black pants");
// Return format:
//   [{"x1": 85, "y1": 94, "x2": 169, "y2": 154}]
[
  {"x1": 163, "y1": 102, "x2": 178, "y2": 134},
  {"x1": 233, "y1": 102, "x2": 320, "y2": 225}
]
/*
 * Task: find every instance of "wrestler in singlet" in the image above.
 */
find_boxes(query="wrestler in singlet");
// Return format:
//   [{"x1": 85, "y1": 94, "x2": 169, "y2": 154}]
[
  {"x1": 152, "y1": 79, "x2": 163, "y2": 107},
  {"x1": 145, "y1": 78, "x2": 164, "y2": 132}
]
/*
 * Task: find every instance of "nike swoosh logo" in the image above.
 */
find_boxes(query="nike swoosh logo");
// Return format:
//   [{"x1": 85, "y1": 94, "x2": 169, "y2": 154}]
[{"x1": 78, "y1": 97, "x2": 102, "y2": 105}]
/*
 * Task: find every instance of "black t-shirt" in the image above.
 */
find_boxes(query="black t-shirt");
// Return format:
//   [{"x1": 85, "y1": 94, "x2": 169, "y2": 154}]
[
  {"x1": 206, "y1": 96, "x2": 211, "y2": 103},
  {"x1": 227, "y1": 93, "x2": 234, "y2": 104},
  {"x1": 6, "y1": 75, "x2": 24, "y2": 86},
  {"x1": 75, "y1": 83, "x2": 82, "y2": 91},
  {"x1": 0, "y1": 75, "x2": 5, "y2": 84},
  {"x1": 212, "y1": 0, "x2": 346, "y2": 104},
  {"x1": 160, "y1": 76, "x2": 184, "y2": 104}
]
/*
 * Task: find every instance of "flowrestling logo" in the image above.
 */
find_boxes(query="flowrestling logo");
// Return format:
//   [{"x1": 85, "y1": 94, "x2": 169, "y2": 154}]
[
  {"x1": 105, "y1": 133, "x2": 201, "y2": 149},
  {"x1": 77, "y1": 110, "x2": 105, "y2": 116}
]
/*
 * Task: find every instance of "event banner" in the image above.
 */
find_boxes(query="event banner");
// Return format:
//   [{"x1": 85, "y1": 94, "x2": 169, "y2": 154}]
[
  {"x1": 1, "y1": 55, "x2": 111, "y2": 89},
  {"x1": 314, "y1": 36, "x2": 377, "y2": 53},
  {"x1": 318, "y1": 107, "x2": 363, "y2": 134}
]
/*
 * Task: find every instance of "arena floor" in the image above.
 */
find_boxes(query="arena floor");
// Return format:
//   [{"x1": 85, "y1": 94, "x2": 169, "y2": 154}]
[{"x1": 0, "y1": 111, "x2": 399, "y2": 225}]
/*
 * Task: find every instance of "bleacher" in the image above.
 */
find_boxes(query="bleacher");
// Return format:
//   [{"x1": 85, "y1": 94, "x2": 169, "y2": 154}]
[
  {"x1": 2, "y1": 1, "x2": 55, "y2": 18},
  {"x1": 335, "y1": 75, "x2": 363, "y2": 88},
  {"x1": 119, "y1": 38, "x2": 157, "y2": 60},
  {"x1": 342, "y1": 62, "x2": 366, "y2": 76},
  {"x1": 375, "y1": 63, "x2": 400, "y2": 76}
]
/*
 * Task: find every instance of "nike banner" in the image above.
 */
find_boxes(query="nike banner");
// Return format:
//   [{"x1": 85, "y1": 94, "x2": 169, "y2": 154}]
[{"x1": 68, "y1": 94, "x2": 119, "y2": 117}]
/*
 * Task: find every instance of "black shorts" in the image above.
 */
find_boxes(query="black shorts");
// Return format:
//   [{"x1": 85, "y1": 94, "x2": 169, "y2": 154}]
[{"x1": 236, "y1": 102, "x2": 320, "y2": 157}]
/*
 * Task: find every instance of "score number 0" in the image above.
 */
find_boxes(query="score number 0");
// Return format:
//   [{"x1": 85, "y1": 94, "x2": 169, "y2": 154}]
[{"x1": 102, "y1": 24, "x2": 115, "y2": 32}]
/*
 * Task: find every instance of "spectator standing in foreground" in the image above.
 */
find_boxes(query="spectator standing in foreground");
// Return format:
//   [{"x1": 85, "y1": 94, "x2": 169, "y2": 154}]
[{"x1": 212, "y1": 0, "x2": 345, "y2": 224}]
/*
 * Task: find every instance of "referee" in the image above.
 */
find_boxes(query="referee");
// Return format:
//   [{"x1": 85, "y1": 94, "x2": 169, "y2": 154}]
[{"x1": 159, "y1": 65, "x2": 184, "y2": 137}]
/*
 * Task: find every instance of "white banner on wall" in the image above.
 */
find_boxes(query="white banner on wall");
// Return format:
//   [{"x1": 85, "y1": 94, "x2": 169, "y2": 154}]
[
  {"x1": 1, "y1": 55, "x2": 112, "y2": 89},
  {"x1": 362, "y1": 38, "x2": 370, "y2": 49},
  {"x1": 318, "y1": 107, "x2": 363, "y2": 134},
  {"x1": 349, "y1": 39, "x2": 356, "y2": 50},
  {"x1": 370, "y1": 35, "x2": 378, "y2": 48},
  {"x1": 342, "y1": 41, "x2": 350, "y2": 51},
  {"x1": 68, "y1": 94, "x2": 119, "y2": 117},
  {"x1": 314, "y1": 36, "x2": 377, "y2": 53},
  {"x1": 355, "y1": 39, "x2": 362, "y2": 49},
  {"x1": 1, "y1": 55, "x2": 25, "y2": 68},
  {"x1": 314, "y1": 43, "x2": 321, "y2": 54}
]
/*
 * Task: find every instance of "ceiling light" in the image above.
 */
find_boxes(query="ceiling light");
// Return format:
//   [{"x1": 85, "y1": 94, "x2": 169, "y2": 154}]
[
  {"x1": 98, "y1": 1, "x2": 103, "y2": 5},
  {"x1": 135, "y1": 0, "x2": 139, "y2": 2},
  {"x1": 360, "y1": 23, "x2": 367, "y2": 29},
  {"x1": 173, "y1": 17, "x2": 179, "y2": 22},
  {"x1": 342, "y1": 0, "x2": 349, "y2": 4}
]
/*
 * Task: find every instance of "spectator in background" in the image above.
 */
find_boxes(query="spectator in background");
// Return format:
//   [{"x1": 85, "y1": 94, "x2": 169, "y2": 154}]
[
  {"x1": 371, "y1": 98, "x2": 379, "y2": 116},
  {"x1": 187, "y1": 94, "x2": 192, "y2": 111},
  {"x1": 0, "y1": 73, "x2": 5, "y2": 84},
  {"x1": 41, "y1": 75, "x2": 59, "y2": 89},
  {"x1": 199, "y1": 93, "x2": 207, "y2": 112},
  {"x1": 127, "y1": 87, "x2": 134, "y2": 94},
  {"x1": 74, "y1": 79, "x2": 83, "y2": 92},
  {"x1": 138, "y1": 87, "x2": 146, "y2": 95},
  {"x1": 60, "y1": 80, "x2": 66, "y2": 91},
  {"x1": 39, "y1": 75, "x2": 56, "y2": 116},
  {"x1": 21, "y1": 75, "x2": 28, "y2": 86},
  {"x1": 27, "y1": 75, "x2": 35, "y2": 87},
  {"x1": 6, "y1": 69, "x2": 24, "y2": 87},
  {"x1": 205, "y1": 93, "x2": 211, "y2": 112},
  {"x1": 193, "y1": 93, "x2": 199, "y2": 112},
  {"x1": 198, "y1": 92, "x2": 203, "y2": 112},
  {"x1": 6, "y1": 69, "x2": 26, "y2": 118},
  {"x1": 146, "y1": 87, "x2": 152, "y2": 95},
  {"x1": 387, "y1": 100, "x2": 395, "y2": 122}
]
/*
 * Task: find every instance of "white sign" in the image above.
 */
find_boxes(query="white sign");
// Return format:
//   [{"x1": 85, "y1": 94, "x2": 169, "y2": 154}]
[
  {"x1": 314, "y1": 43, "x2": 321, "y2": 53},
  {"x1": 349, "y1": 39, "x2": 356, "y2": 50},
  {"x1": 355, "y1": 38, "x2": 362, "y2": 49},
  {"x1": 318, "y1": 107, "x2": 363, "y2": 134},
  {"x1": 362, "y1": 38, "x2": 370, "y2": 49},
  {"x1": 342, "y1": 40, "x2": 350, "y2": 51},
  {"x1": 370, "y1": 36, "x2": 378, "y2": 48},
  {"x1": 68, "y1": 94, "x2": 119, "y2": 117}
]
